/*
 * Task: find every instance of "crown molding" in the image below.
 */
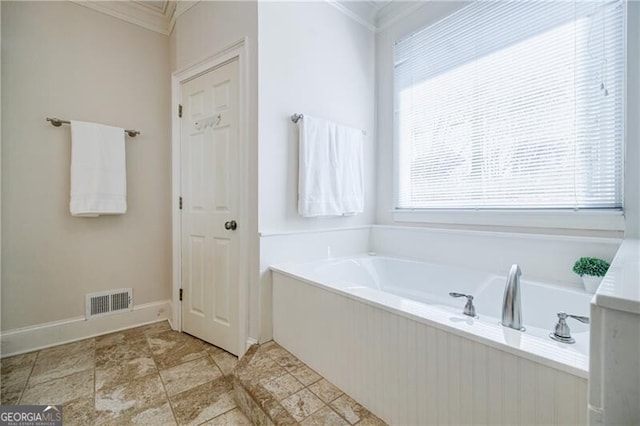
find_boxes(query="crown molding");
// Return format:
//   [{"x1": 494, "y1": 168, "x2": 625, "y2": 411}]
[
  {"x1": 69, "y1": 0, "x2": 416, "y2": 36},
  {"x1": 326, "y1": 1, "x2": 377, "y2": 32},
  {"x1": 375, "y1": 1, "x2": 428, "y2": 32},
  {"x1": 327, "y1": 0, "x2": 424, "y2": 33},
  {"x1": 70, "y1": 0, "x2": 174, "y2": 35},
  {"x1": 166, "y1": 1, "x2": 177, "y2": 33},
  {"x1": 168, "y1": 1, "x2": 200, "y2": 34}
]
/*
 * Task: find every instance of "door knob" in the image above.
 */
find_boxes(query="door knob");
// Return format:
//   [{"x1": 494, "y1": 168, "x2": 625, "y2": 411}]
[{"x1": 224, "y1": 220, "x2": 237, "y2": 231}]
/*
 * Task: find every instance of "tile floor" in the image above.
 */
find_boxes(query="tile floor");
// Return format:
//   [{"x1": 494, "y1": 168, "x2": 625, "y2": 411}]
[
  {"x1": 0, "y1": 321, "x2": 250, "y2": 425},
  {"x1": 233, "y1": 342, "x2": 386, "y2": 426}
]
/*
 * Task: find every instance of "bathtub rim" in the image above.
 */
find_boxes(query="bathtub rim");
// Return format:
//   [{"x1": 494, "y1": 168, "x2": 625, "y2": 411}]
[{"x1": 270, "y1": 258, "x2": 589, "y2": 379}]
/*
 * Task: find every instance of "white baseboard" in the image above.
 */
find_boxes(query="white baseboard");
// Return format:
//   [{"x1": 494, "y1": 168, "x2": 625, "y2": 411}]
[{"x1": 0, "y1": 300, "x2": 172, "y2": 357}]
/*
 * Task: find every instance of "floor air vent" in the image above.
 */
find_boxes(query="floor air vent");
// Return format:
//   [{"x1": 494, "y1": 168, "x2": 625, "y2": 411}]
[{"x1": 86, "y1": 288, "x2": 133, "y2": 319}]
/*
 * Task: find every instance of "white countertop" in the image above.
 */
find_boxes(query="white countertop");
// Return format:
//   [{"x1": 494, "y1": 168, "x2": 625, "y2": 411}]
[{"x1": 594, "y1": 239, "x2": 640, "y2": 314}]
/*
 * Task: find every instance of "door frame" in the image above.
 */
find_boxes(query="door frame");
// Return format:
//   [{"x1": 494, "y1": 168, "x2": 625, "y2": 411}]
[{"x1": 171, "y1": 38, "x2": 249, "y2": 356}]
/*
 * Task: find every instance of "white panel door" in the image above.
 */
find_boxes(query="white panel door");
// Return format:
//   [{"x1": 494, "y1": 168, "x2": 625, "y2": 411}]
[{"x1": 181, "y1": 59, "x2": 239, "y2": 355}]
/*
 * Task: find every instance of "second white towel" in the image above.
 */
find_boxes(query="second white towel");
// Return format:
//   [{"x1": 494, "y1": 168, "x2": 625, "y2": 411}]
[
  {"x1": 298, "y1": 115, "x2": 364, "y2": 217},
  {"x1": 70, "y1": 120, "x2": 127, "y2": 217}
]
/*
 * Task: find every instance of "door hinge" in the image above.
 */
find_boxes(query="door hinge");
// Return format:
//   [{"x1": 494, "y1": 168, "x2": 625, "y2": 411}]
[
  {"x1": 178, "y1": 104, "x2": 183, "y2": 118},
  {"x1": 179, "y1": 196, "x2": 183, "y2": 210},
  {"x1": 179, "y1": 288, "x2": 183, "y2": 301}
]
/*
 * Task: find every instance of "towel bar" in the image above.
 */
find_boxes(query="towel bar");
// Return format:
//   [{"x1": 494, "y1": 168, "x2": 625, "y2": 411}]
[
  {"x1": 290, "y1": 113, "x2": 366, "y2": 135},
  {"x1": 46, "y1": 117, "x2": 140, "y2": 137}
]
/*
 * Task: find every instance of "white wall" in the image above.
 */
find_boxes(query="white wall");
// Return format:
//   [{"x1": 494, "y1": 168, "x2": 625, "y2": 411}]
[
  {"x1": 1, "y1": 2, "x2": 171, "y2": 331},
  {"x1": 170, "y1": 1, "x2": 261, "y2": 342},
  {"x1": 258, "y1": 1, "x2": 376, "y2": 234},
  {"x1": 371, "y1": 225, "x2": 620, "y2": 287},
  {"x1": 171, "y1": 1, "x2": 376, "y2": 343},
  {"x1": 256, "y1": 1, "x2": 376, "y2": 341}
]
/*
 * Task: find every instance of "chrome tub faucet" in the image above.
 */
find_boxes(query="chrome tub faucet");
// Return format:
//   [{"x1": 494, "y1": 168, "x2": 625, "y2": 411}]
[{"x1": 501, "y1": 264, "x2": 525, "y2": 331}]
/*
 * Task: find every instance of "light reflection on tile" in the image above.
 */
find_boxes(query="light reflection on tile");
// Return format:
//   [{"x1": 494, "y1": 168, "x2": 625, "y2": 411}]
[
  {"x1": 159, "y1": 356, "x2": 222, "y2": 396},
  {"x1": 95, "y1": 372, "x2": 166, "y2": 422},
  {"x1": 170, "y1": 377, "x2": 236, "y2": 426},
  {"x1": 95, "y1": 337, "x2": 150, "y2": 368},
  {"x1": 148, "y1": 330, "x2": 208, "y2": 369},
  {"x1": 95, "y1": 355, "x2": 157, "y2": 391}
]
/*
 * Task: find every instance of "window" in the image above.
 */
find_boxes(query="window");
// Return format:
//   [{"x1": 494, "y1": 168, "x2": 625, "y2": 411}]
[{"x1": 394, "y1": 1, "x2": 625, "y2": 215}]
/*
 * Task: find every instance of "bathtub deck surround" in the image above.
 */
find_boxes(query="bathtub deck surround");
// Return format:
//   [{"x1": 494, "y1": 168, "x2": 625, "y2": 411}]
[
  {"x1": 273, "y1": 255, "x2": 590, "y2": 375},
  {"x1": 589, "y1": 239, "x2": 640, "y2": 424},
  {"x1": 0, "y1": 321, "x2": 247, "y2": 425},
  {"x1": 272, "y1": 255, "x2": 589, "y2": 424},
  {"x1": 233, "y1": 341, "x2": 386, "y2": 425}
]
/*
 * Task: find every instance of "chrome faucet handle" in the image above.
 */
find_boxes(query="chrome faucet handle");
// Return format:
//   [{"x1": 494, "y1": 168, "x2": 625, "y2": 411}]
[
  {"x1": 566, "y1": 313, "x2": 590, "y2": 324},
  {"x1": 449, "y1": 292, "x2": 476, "y2": 317},
  {"x1": 549, "y1": 312, "x2": 590, "y2": 344}
]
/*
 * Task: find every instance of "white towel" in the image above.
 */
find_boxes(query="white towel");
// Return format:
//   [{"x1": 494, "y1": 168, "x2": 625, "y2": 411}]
[
  {"x1": 298, "y1": 115, "x2": 364, "y2": 217},
  {"x1": 70, "y1": 120, "x2": 127, "y2": 216},
  {"x1": 337, "y1": 124, "x2": 364, "y2": 215}
]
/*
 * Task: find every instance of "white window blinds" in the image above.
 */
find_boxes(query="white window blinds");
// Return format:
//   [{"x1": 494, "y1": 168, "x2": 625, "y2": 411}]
[{"x1": 394, "y1": 1, "x2": 625, "y2": 210}]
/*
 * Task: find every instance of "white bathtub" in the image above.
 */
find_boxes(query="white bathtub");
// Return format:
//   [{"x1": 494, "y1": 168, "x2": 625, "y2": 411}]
[{"x1": 272, "y1": 255, "x2": 590, "y2": 425}]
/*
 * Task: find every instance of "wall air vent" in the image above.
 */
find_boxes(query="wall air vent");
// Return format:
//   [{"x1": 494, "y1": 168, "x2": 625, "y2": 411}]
[{"x1": 85, "y1": 288, "x2": 133, "y2": 319}]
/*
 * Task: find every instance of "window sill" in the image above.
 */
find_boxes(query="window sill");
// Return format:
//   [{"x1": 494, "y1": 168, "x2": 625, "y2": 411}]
[{"x1": 392, "y1": 209, "x2": 625, "y2": 232}]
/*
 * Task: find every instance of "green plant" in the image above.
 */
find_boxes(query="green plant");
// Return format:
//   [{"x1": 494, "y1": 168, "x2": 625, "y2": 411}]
[{"x1": 572, "y1": 257, "x2": 610, "y2": 277}]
